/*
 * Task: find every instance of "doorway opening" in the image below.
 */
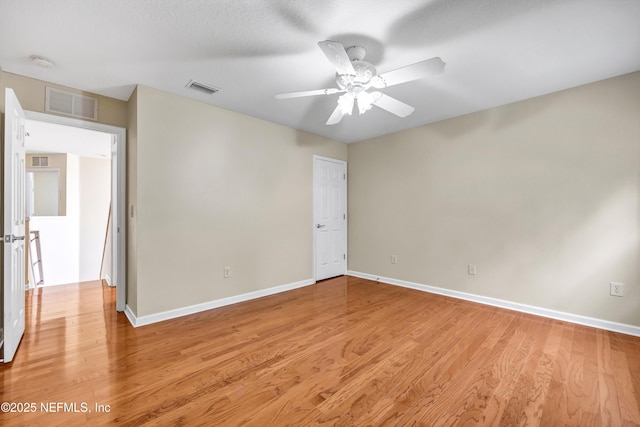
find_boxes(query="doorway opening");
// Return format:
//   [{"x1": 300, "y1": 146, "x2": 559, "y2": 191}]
[
  {"x1": 25, "y1": 125, "x2": 111, "y2": 289},
  {"x1": 23, "y1": 111, "x2": 126, "y2": 312}
]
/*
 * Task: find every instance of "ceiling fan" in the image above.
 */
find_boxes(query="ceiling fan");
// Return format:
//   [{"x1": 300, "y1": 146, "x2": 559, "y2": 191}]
[{"x1": 275, "y1": 40, "x2": 445, "y2": 125}]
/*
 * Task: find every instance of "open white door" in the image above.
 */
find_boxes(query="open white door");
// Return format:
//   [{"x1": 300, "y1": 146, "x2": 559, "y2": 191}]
[
  {"x1": 3, "y1": 88, "x2": 26, "y2": 363},
  {"x1": 313, "y1": 156, "x2": 347, "y2": 281}
]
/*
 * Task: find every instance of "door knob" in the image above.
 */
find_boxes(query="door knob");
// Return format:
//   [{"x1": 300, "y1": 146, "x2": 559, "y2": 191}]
[
  {"x1": 4, "y1": 234, "x2": 25, "y2": 243},
  {"x1": 316, "y1": 224, "x2": 326, "y2": 229}
]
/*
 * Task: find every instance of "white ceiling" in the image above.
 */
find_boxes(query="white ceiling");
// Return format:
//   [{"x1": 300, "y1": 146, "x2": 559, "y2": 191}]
[
  {"x1": 25, "y1": 120, "x2": 111, "y2": 159},
  {"x1": 1, "y1": 0, "x2": 639, "y2": 143}
]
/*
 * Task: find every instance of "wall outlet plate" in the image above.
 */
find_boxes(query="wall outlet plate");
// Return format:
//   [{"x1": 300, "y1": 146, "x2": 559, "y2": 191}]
[
  {"x1": 223, "y1": 266, "x2": 231, "y2": 278},
  {"x1": 468, "y1": 264, "x2": 477, "y2": 275},
  {"x1": 610, "y1": 282, "x2": 623, "y2": 297}
]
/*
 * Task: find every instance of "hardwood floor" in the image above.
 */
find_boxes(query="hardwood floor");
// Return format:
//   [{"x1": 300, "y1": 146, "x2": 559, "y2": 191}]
[{"x1": 1, "y1": 276, "x2": 639, "y2": 426}]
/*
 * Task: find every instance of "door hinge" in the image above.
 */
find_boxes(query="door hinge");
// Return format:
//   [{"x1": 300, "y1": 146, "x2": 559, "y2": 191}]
[
  {"x1": 343, "y1": 213, "x2": 346, "y2": 220},
  {"x1": 343, "y1": 173, "x2": 346, "y2": 180},
  {"x1": 343, "y1": 254, "x2": 346, "y2": 260}
]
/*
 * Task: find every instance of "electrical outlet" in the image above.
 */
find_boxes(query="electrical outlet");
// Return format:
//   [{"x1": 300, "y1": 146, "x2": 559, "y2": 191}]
[
  {"x1": 391, "y1": 255, "x2": 398, "y2": 264},
  {"x1": 468, "y1": 264, "x2": 477, "y2": 275},
  {"x1": 610, "y1": 282, "x2": 623, "y2": 297},
  {"x1": 223, "y1": 266, "x2": 231, "y2": 278}
]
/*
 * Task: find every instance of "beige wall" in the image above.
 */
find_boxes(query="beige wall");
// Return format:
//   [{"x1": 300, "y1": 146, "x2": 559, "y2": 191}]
[
  {"x1": 131, "y1": 85, "x2": 346, "y2": 317},
  {"x1": 2, "y1": 72, "x2": 128, "y2": 128},
  {"x1": 348, "y1": 71, "x2": 640, "y2": 327}
]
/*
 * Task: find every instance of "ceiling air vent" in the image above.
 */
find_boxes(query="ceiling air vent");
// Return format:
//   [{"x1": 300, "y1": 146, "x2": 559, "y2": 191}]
[
  {"x1": 31, "y1": 156, "x2": 49, "y2": 167},
  {"x1": 45, "y1": 87, "x2": 98, "y2": 121},
  {"x1": 186, "y1": 80, "x2": 220, "y2": 95}
]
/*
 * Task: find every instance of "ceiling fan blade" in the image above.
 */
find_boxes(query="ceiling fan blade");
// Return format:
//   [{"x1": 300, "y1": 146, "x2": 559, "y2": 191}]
[
  {"x1": 318, "y1": 40, "x2": 355, "y2": 76},
  {"x1": 372, "y1": 57, "x2": 445, "y2": 88},
  {"x1": 326, "y1": 104, "x2": 346, "y2": 125},
  {"x1": 275, "y1": 88, "x2": 341, "y2": 99},
  {"x1": 372, "y1": 92, "x2": 415, "y2": 118}
]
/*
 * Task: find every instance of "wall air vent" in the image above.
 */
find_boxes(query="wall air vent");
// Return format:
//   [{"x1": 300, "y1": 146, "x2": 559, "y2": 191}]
[
  {"x1": 45, "y1": 87, "x2": 98, "y2": 121},
  {"x1": 186, "y1": 80, "x2": 220, "y2": 95},
  {"x1": 31, "y1": 156, "x2": 49, "y2": 167}
]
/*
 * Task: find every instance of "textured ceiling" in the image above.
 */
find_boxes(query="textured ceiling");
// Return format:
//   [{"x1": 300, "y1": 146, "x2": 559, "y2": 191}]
[{"x1": 1, "y1": 0, "x2": 639, "y2": 143}]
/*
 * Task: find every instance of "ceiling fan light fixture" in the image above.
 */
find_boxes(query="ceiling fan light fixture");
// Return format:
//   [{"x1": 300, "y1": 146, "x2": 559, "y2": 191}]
[
  {"x1": 356, "y1": 91, "x2": 381, "y2": 115},
  {"x1": 338, "y1": 93, "x2": 354, "y2": 115}
]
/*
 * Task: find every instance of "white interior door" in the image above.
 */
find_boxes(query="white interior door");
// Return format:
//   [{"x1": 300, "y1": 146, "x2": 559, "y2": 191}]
[
  {"x1": 314, "y1": 156, "x2": 347, "y2": 281},
  {"x1": 3, "y1": 88, "x2": 26, "y2": 363}
]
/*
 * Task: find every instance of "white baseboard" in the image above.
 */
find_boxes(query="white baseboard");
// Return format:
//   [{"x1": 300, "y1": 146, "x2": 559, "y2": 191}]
[
  {"x1": 347, "y1": 270, "x2": 640, "y2": 337},
  {"x1": 124, "y1": 304, "x2": 137, "y2": 327},
  {"x1": 124, "y1": 278, "x2": 316, "y2": 328}
]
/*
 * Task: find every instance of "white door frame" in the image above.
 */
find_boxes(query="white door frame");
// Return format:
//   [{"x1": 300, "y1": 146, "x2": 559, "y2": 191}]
[
  {"x1": 313, "y1": 155, "x2": 347, "y2": 281},
  {"x1": 24, "y1": 111, "x2": 127, "y2": 312}
]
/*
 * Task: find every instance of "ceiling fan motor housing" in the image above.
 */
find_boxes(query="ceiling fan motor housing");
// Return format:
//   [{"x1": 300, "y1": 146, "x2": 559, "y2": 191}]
[
  {"x1": 336, "y1": 60, "x2": 377, "y2": 92},
  {"x1": 346, "y1": 45, "x2": 366, "y2": 61}
]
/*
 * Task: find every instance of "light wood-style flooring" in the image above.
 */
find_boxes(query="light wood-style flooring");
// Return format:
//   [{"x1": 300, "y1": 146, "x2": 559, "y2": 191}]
[{"x1": 1, "y1": 276, "x2": 639, "y2": 426}]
